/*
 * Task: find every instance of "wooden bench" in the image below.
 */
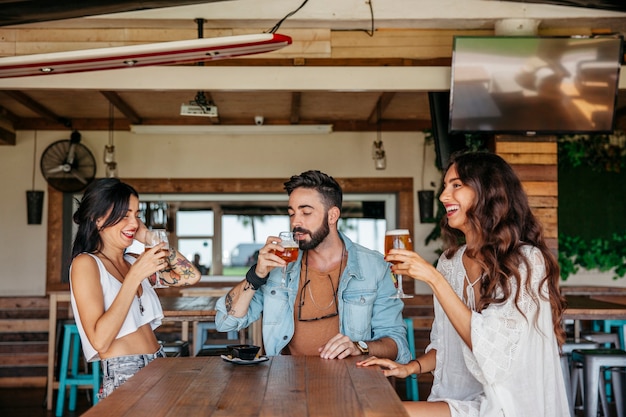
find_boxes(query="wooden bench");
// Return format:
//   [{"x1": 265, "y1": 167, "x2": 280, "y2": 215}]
[{"x1": 0, "y1": 297, "x2": 55, "y2": 387}]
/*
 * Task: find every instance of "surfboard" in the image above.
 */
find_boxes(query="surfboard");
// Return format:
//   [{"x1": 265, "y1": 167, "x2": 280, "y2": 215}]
[{"x1": 0, "y1": 33, "x2": 292, "y2": 78}]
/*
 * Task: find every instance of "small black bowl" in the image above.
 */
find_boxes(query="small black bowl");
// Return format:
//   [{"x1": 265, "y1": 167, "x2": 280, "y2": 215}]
[{"x1": 227, "y1": 344, "x2": 260, "y2": 360}]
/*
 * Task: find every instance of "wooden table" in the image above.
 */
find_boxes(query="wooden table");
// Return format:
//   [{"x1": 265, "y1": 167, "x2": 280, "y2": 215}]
[
  {"x1": 46, "y1": 293, "x2": 227, "y2": 410},
  {"x1": 80, "y1": 356, "x2": 410, "y2": 417},
  {"x1": 563, "y1": 294, "x2": 626, "y2": 341},
  {"x1": 159, "y1": 295, "x2": 220, "y2": 349}
]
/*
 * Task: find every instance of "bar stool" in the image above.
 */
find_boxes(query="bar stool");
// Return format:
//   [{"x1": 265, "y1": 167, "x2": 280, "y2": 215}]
[
  {"x1": 560, "y1": 353, "x2": 575, "y2": 417},
  {"x1": 562, "y1": 340, "x2": 599, "y2": 416},
  {"x1": 594, "y1": 320, "x2": 626, "y2": 351},
  {"x1": 160, "y1": 340, "x2": 190, "y2": 357},
  {"x1": 583, "y1": 331, "x2": 622, "y2": 402},
  {"x1": 193, "y1": 321, "x2": 240, "y2": 356},
  {"x1": 404, "y1": 317, "x2": 419, "y2": 401},
  {"x1": 55, "y1": 323, "x2": 100, "y2": 417},
  {"x1": 571, "y1": 348, "x2": 626, "y2": 417}
]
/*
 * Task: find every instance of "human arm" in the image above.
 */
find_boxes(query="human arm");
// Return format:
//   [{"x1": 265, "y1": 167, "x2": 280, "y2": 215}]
[
  {"x1": 318, "y1": 333, "x2": 398, "y2": 360},
  {"x1": 70, "y1": 248, "x2": 165, "y2": 355},
  {"x1": 357, "y1": 349, "x2": 437, "y2": 378},
  {"x1": 387, "y1": 248, "x2": 474, "y2": 349},
  {"x1": 219, "y1": 235, "x2": 290, "y2": 317},
  {"x1": 320, "y1": 248, "x2": 409, "y2": 362},
  {"x1": 136, "y1": 222, "x2": 201, "y2": 287}
]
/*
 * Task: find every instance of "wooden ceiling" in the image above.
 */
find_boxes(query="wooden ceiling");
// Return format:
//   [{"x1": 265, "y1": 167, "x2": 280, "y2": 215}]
[{"x1": 0, "y1": 0, "x2": 625, "y2": 141}]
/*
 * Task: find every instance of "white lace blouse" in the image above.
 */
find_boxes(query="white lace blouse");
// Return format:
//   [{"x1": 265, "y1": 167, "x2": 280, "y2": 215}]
[{"x1": 428, "y1": 245, "x2": 570, "y2": 417}]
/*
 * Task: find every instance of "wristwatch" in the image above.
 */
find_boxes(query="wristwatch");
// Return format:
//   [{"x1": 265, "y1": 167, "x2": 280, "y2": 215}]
[{"x1": 355, "y1": 341, "x2": 369, "y2": 355}]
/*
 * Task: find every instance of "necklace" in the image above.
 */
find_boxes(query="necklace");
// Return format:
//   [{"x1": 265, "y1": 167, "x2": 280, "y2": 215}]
[
  {"x1": 303, "y1": 246, "x2": 345, "y2": 310},
  {"x1": 97, "y1": 251, "x2": 144, "y2": 315},
  {"x1": 464, "y1": 272, "x2": 483, "y2": 311}
]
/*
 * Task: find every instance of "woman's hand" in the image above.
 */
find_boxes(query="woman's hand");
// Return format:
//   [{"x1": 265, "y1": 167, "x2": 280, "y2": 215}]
[
  {"x1": 128, "y1": 243, "x2": 168, "y2": 286},
  {"x1": 357, "y1": 356, "x2": 415, "y2": 378},
  {"x1": 385, "y1": 249, "x2": 441, "y2": 286}
]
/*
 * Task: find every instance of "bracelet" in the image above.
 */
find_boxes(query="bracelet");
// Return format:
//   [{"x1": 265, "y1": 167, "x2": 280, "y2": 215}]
[
  {"x1": 245, "y1": 265, "x2": 268, "y2": 290},
  {"x1": 414, "y1": 359, "x2": 422, "y2": 375}
]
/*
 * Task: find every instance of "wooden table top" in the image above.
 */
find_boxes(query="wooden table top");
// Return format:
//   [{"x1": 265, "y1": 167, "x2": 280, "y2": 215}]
[
  {"x1": 563, "y1": 294, "x2": 626, "y2": 320},
  {"x1": 80, "y1": 356, "x2": 409, "y2": 417},
  {"x1": 160, "y1": 296, "x2": 218, "y2": 318}
]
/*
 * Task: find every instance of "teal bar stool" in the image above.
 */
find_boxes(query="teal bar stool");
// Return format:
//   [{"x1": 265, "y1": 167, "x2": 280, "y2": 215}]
[
  {"x1": 594, "y1": 320, "x2": 626, "y2": 351},
  {"x1": 404, "y1": 317, "x2": 419, "y2": 401},
  {"x1": 55, "y1": 323, "x2": 100, "y2": 417}
]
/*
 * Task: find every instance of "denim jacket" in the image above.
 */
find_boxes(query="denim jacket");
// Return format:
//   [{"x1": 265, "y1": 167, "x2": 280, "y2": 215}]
[{"x1": 215, "y1": 233, "x2": 410, "y2": 363}]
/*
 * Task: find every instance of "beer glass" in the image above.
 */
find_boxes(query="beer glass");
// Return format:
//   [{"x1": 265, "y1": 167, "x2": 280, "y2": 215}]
[
  {"x1": 384, "y1": 229, "x2": 414, "y2": 299},
  {"x1": 145, "y1": 229, "x2": 169, "y2": 288},
  {"x1": 271, "y1": 231, "x2": 299, "y2": 288}
]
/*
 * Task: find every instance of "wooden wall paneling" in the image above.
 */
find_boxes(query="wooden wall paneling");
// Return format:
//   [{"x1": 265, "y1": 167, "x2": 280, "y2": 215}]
[{"x1": 495, "y1": 137, "x2": 558, "y2": 250}]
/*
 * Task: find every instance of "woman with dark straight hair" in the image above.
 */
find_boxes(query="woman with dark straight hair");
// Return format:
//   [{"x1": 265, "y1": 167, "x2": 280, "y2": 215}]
[
  {"x1": 360, "y1": 152, "x2": 568, "y2": 417},
  {"x1": 70, "y1": 178, "x2": 200, "y2": 398}
]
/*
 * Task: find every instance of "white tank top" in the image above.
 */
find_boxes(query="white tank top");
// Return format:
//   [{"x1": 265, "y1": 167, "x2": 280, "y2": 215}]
[{"x1": 70, "y1": 252, "x2": 163, "y2": 362}]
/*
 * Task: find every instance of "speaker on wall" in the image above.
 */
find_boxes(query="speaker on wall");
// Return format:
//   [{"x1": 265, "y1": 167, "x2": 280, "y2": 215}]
[{"x1": 428, "y1": 91, "x2": 467, "y2": 170}]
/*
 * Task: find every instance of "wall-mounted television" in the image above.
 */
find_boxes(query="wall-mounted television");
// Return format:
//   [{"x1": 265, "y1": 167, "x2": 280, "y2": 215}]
[{"x1": 449, "y1": 35, "x2": 623, "y2": 136}]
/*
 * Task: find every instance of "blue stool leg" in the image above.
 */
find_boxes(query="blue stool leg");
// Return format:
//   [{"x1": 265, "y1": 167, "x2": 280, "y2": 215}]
[
  {"x1": 55, "y1": 326, "x2": 72, "y2": 417},
  {"x1": 92, "y1": 361, "x2": 100, "y2": 405},
  {"x1": 68, "y1": 331, "x2": 80, "y2": 411},
  {"x1": 403, "y1": 318, "x2": 419, "y2": 401}
]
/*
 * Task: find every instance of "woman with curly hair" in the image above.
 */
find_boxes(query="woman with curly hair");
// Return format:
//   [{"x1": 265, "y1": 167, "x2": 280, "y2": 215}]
[{"x1": 359, "y1": 152, "x2": 569, "y2": 417}]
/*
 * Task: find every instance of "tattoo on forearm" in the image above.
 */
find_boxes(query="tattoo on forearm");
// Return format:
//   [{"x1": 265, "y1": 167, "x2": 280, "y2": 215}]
[
  {"x1": 225, "y1": 293, "x2": 234, "y2": 314},
  {"x1": 243, "y1": 281, "x2": 252, "y2": 291}
]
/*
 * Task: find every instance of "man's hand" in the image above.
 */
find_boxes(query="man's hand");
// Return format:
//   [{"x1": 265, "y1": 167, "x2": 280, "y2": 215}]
[
  {"x1": 319, "y1": 333, "x2": 360, "y2": 359},
  {"x1": 254, "y1": 235, "x2": 288, "y2": 277}
]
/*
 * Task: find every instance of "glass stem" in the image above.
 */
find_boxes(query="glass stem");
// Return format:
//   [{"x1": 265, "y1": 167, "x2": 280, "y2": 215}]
[{"x1": 397, "y1": 274, "x2": 404, "y2": 295}]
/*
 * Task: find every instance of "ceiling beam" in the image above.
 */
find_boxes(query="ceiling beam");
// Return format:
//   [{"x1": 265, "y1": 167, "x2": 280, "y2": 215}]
[
  {"x1": 0, "y1": 90, "x2": 71, "y2": 128},
  {"x1": 290, "y1": 92, "x2": 301, "y2": 124},
  {"x1": 100, "y1": 91, "x2": 142, "y2": 125},
  {"x1": 368, "y1": 92, "x2": 396, "y2": 124},
  {"x1": 13, "y1": 117, "x2": 431, "y2": 132}
]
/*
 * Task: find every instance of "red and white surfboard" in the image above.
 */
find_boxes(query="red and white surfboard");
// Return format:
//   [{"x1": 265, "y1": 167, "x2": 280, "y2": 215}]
[{"x1": 0, "y1": 33, "x2": 291, "y2": 78}]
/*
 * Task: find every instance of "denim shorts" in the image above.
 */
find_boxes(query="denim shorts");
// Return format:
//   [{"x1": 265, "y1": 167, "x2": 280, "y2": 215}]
[{"x1": 99, "y1": 346, "x2": 166, "y2": 399}]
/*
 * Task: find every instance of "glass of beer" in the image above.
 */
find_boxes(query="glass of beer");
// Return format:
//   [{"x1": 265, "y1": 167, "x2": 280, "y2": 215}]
[
  {"x1": 145, "y1": 229, "x2": 169, "y2": 288},
  {"x1": 272, "y1": 231, "x2": 299, "y2": 288},
  {"x1": 385, "y1": 229, "x2": 414, "y2": 299}
]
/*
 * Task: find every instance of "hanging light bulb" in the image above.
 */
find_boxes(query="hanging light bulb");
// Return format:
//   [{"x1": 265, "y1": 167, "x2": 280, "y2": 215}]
[
  {"x1": 106, "y1": 161, "x2": 118, "y2": 178},
  {"x1": 372, "y1": 140, "x2": 386, "y2": 170},
  {"x1": 104, "y1": 102, "x2": 118, "y2": 177},
  {"x1": 372, "y1": 100, "x2": 386, "y2": 170},
  {"x1": 104, "y1": 144, "x2": 115, "y2": 164}
]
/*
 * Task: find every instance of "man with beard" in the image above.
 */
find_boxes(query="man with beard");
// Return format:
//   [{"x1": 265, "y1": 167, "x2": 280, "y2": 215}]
[{"x1": 215, "y1": 170, "x2": 410, "y2": 362}]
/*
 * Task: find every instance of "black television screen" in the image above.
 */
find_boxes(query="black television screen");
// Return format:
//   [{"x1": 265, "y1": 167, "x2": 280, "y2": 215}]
[{"x1": 449, "y1": 35, "x2": 623, "y2": 135}]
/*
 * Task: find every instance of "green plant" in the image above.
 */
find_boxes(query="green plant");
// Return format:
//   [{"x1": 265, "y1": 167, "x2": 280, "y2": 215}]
[
  {"x1": 558, "y1": 131, "x2": 626, "y2": 173},
  {"x1": 558, "y1": 232, "x2": 626, "y2": 280}
]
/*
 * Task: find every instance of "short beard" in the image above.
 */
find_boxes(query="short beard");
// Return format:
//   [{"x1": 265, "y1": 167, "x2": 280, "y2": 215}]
[{"x1": 296, "y1": 216, "x2": 330, "y2": 251}]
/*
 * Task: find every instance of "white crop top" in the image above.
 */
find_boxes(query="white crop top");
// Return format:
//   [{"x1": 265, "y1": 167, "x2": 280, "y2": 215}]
[{"x1": 69, "y1": 253, "x2": 163, "y2": 362}]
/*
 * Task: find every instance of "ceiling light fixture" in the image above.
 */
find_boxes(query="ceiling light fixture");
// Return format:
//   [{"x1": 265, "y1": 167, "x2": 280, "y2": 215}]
[
  {"x1": 104, "y1": 102, "x2": 118, "y2": 178},
  {"x1": 130, "y1": 124, "x2": 333, "y2": 135},
  {"x1": 372, "y1": 100, "x2": 386, "y2": 170}
]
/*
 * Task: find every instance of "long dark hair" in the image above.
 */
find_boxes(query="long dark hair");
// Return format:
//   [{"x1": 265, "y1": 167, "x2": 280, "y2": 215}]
[
  {"x1": 71, "y1": 178, "x2": 139, "y2": 260},
  {"x1": 441, "y1": 152, "x2": 565, "y2": 345}
]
